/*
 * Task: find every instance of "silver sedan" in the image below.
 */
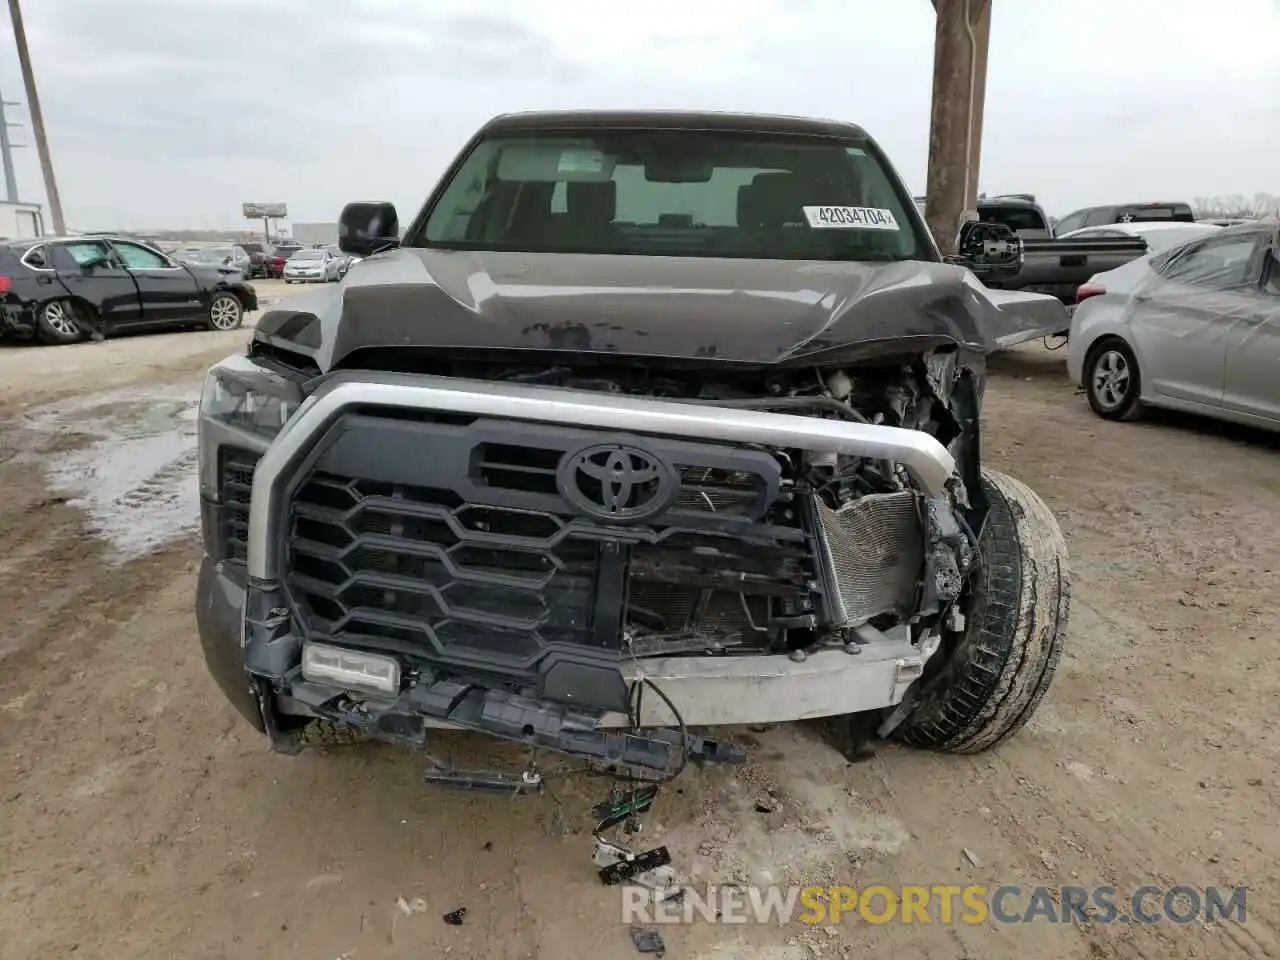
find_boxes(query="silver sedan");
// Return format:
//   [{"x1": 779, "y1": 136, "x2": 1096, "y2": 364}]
[
  {"x1": 282, "y1": 249, "x2": 342, "y2": 283},
  {"x1": 1066, "y1": 220, "x2": 1280, "y2": 430}
]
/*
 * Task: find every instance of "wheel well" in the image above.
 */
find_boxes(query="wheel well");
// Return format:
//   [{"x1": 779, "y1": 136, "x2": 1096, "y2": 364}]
[
  {"x1": 214, "y1": 287, "x2": 247, "y2": 309},
  {"x1": 1083, "y1": 333, "x2": 1132, "y2": 371}
]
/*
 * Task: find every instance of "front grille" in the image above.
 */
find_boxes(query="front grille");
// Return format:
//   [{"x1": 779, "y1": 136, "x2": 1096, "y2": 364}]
[
  {"x1": 218, "y1": 448, "x2": 259, "y2": 563},
  {"x1": 287, "y1": 473, "x2": 598, "y2": 660},
  {"x1": 281, "y1": 415, "x2": 810, "y2": 679}
]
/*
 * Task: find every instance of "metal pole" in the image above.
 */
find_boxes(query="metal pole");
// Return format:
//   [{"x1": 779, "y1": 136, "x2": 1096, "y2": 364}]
[
  {"x1": 7, "y1": 0, "x2": 64, "y2": 233},
  {"x1": 0, "y1": 96, "x2": 20, "y2": 202}
]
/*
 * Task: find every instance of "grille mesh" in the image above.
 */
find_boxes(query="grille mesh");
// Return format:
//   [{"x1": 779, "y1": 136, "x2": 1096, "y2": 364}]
[
  {"x1": 815, "y1": 490, "x2": 923, "y2": 625},
  {"x1": 218, "y1": 449, "x2": 259, "y2": 563}
]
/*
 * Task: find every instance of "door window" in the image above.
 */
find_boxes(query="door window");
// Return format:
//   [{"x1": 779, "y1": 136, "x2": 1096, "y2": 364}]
[
  {"x1": 1159, "y1": 233, "x2": 1264, "y2": 290},
  {"x1": 113, "y1": 241, "x2": 171, "y2": 269},
  {"x1": 20, "y1": 244, "x2": 48, "y2": 269},
  {"x1": 1082, "y1": 208, "x2": 1114, "y2": 226},
  {"x1": 60, "y1": 240, "x2": 114, "y2": 266}
]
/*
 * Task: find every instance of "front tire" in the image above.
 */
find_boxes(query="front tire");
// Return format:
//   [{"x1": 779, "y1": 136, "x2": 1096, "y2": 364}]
[
  {"x1": 206, "y1": 293, "x2": 244, "y2": 331},
  {"x1": 36, "y1": 299, "x2": 88, "y2": 344},
  {"x1": 893, "y1": 469, "x2": 1069, "y2": 754},
  {"x1": 1084, "y1": 337, "x2": 1143, "y2": 421}
]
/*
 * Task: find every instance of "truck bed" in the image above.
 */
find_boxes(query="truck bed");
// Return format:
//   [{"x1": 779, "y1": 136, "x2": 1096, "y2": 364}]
[{"x1": 986, "y1": 235, "x2": 1150, "y2": 304}]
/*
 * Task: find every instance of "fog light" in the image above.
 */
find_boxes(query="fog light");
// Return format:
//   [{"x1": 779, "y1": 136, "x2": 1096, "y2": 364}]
[{"x1": 302, "y1": 642, "x2": 400, "y2": 696}]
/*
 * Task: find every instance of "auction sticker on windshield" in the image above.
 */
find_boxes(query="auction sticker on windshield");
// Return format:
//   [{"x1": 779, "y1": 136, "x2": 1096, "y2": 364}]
[{"x1": 803, "y1": 206, "x2": 899, "y2": 230}]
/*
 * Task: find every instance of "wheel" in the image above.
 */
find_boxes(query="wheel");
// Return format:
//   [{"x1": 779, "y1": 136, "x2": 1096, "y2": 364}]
[
  {"x1": 207, "y1": 292, "x2": 244, "y2": 331},
  {"x1": 299, "y1": 718, "x2": 372, "y2": 747},
  {"x1": 284, "y1": 279, "x2": 293, "y2": 284},
  {"x1": 1084, "y1": 337, "x2": 1143, "y2": 421},
  {"x1": 36, "y1": 299, "x2": 88, "y2": 344},
  {"x1": 893, "y1": 469, "x2": 1069, "y2": 754}
]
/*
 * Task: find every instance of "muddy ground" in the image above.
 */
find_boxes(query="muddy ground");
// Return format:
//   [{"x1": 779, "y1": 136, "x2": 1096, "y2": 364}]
[{"x1": 0, "y1": 281, "x2": 1277, "y2": 960}]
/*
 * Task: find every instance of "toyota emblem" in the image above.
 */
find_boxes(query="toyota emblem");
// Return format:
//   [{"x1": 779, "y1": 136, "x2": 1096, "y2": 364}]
[{"x1": 557, "y1": 442, "x2": 676, "y2": 522}]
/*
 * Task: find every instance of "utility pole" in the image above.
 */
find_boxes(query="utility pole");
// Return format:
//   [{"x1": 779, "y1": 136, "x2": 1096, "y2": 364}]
[
  {"x1": 7, "y1": 0, "x2": 64, "y2": 233},
  {"x1": 924, "y1": 0, "x2": 992, "y2": 255},
  {"x1": 0, "y1": 94, "x2": 23, "y2": 202}
]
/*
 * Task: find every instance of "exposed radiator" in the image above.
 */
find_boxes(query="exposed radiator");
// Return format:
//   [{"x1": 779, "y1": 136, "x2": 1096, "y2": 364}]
[{"x1": 813, "y1": 490, "x2": 923, "y2": 626}]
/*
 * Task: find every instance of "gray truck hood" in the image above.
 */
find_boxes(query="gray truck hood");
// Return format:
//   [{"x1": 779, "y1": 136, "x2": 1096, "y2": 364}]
[{"x1": 253, "y1": 247, "x2": 1069, "y2": 371}]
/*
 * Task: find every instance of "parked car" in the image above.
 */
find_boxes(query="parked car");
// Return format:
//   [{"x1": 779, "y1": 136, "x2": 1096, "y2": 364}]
[
  {"x1": 265, "y1": 246, "x2": 299, "y2": 279},
  {"x1": 240, "y1": 241, "x2": 269, "y2": 279},
  {"x1": 0, "y1": 235, "x2": 258, "y2": 344},
  {"x1": 173, "y1": 244, "x2": 252, "y2": 278},
  {"x1": 323, "y1": 244, "x2": 351, "y2": 277},
  {"x1": 1066, "y1": 220, "x2": 1280, "y2": 428},
  {"x1": 914, "y1": 194, "x2": 1149, "y2": 313},
  {"x1": 1053, "y1": 202, "x2": 1196, "y2": 236},
  {"x1": 283, "y1": 247, "x2": 342, "y2": 283},
  {"x1": 195, "y1": 110, "x2": 1072, "y2": 784}
]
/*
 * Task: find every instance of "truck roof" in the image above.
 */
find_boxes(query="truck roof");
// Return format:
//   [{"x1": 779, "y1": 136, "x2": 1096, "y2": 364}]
[{"x1": 482, "y1": 109, "x2": 871, "y2": 139}]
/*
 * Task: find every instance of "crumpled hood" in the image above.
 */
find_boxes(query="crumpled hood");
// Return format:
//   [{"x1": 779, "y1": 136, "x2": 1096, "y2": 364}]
[{"x1": 253, "y1": 247, "x2": 1069, "y2": 371}]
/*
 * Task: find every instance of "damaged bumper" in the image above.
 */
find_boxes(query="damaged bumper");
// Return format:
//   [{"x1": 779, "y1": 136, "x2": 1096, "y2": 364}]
[
  {"x1": 198, "y1": 554, "x2": 935, "y2": 732},
  {"x1": 197, "y1": 372, "x2": 957, "y2": 775}
]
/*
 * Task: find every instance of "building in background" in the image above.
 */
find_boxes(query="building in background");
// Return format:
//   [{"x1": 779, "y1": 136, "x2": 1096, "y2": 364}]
[
  {"x1": 0, "y1": 199, "x2": 43, "y2": 238},
  {"x1": 290, "y1": 221, "x2": 338, "y2": 247}
]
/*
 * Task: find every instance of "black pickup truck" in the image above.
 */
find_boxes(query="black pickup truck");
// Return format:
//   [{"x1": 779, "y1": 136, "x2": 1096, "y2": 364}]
[{"x1": 916, "y1": 195, "x2": 1149, "y2": 309}]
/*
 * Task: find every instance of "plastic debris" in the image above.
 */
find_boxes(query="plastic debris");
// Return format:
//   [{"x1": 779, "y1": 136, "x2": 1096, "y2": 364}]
[{"x1": 630, "y1": 927, "x2": 666, "y2": 956}]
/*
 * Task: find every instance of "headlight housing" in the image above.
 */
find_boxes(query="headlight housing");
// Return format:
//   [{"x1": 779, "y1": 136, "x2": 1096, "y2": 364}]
[{"x1": 198, "y1": 353, "x2": 304, "y2": 499}]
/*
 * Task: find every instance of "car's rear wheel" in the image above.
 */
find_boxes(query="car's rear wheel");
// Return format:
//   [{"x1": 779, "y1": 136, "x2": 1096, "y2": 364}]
[
  {"x1": 207, "y1": 293, "x2": 244, "y2": 331},
  {"x1": 36, "y1": 299, "x2": 88, "y2": 344},
  {"x1": 893, "y1": 469, "x2": 1069, "y2": 754},
  {"x1": 1084, "y1": 337, "x2": 1143, "y2": 421}
]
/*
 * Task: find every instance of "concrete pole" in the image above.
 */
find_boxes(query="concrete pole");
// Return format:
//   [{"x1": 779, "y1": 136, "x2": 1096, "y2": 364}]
[
  {"x1": 8, "y1": 0, "x2": 65, "y2": 234},
  {"x1": 924, "y1": 0, "x2": 991, "y2": 255},
  {"x1": 0, "y1": 96, "x2": 20, "y2": 203}
]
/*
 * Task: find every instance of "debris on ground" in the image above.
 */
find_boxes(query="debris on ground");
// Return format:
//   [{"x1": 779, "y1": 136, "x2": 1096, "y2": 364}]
[
  {"x1": 443, "y1": 907, "x2": 467, "y2": 926},
  {"x1": 395, "y1": 896, "x2": 427, "y2": 917},
  {"x1": 962, "y1": 848, "x2": 983, "y2": 868},
  {"x1": 630, "y1": 926, "x2": 666, "y2": 956}
]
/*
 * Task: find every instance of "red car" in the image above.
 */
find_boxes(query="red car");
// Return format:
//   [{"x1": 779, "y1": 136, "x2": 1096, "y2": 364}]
[{"x1": 265, "y1": 245, "x2": 301, "y2": 279}]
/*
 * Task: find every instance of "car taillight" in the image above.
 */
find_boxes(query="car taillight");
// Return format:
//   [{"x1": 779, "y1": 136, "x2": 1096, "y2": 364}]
[
  {"x1": 1076, "y1": 282, "x2": 1106, "y2": 304},
  {"x1": 0, "y1": 275, "x2": 12, "y2": 294}
]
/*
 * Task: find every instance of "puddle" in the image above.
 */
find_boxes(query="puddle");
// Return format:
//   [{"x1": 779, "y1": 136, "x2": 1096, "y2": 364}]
[{"x1": 25, "y1": 385, "x2": 203, "y2": 562}]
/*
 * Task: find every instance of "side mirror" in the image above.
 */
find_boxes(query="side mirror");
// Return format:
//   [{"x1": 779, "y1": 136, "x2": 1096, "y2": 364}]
[
  {"x1": 339, "y1": 201, "x2": 400, "y2": 257},
  {"x1": 947, "y1": 221, "x2": 1024, "y2": 283}
]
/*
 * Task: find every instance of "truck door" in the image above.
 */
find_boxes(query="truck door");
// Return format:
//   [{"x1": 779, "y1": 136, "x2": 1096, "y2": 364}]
[
  {"x1": 110, "y1": 240, "x2": 203, "y2": 324},
  {"x1": 48, "y1": 240, "x2": 143, "y2": 330}
]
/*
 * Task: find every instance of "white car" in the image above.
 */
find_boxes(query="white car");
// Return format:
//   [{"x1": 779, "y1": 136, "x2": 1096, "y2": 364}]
[
  {"x1": 282, "y1": 249, "x2": 342, "y2": 283},
  {"x1": 1066, "y1": 220, "x2": 1280, "y2": 429}
]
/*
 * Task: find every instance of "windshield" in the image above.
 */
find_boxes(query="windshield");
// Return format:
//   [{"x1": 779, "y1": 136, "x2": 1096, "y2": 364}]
[
  {"x1": 292, "y1": 250, "x2": 324, "y2": 260},
  {"x1": 418, "y1": 128, "x2": 926, "y2": 261}
]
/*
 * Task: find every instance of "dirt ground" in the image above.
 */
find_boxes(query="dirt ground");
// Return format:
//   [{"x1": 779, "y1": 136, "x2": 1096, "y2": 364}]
[{"x1": 1, "y1": 282, "x2": 1278, "y2": 960}]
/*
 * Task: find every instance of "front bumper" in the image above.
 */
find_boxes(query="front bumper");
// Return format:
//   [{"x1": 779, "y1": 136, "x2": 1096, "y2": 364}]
[
  {"x1": 198, "y1": 371, "x2": 956, "y2": 770},
  {"x1": 198, "y1": 555, "x2": 936, "y2": 756}
]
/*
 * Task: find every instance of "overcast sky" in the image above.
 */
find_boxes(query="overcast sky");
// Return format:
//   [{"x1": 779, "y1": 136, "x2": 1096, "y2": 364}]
[{"x1": 4, "y1": 0, "x2": 1277, "y2": 230}]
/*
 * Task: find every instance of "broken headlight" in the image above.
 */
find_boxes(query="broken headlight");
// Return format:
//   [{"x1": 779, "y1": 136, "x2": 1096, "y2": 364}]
[
  {"x1": 200, "y1": 354, "x2": 301, "y2": 441},
  {"x1": 198, "y1": 353, "x2": 303, "y2": 500}
]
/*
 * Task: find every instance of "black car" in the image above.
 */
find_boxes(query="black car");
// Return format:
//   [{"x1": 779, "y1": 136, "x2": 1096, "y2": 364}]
[{"x1": 0, "y1": 235, "x2": 259, "y2": 344}]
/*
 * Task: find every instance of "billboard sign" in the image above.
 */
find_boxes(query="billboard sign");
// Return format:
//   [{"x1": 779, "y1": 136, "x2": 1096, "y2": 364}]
[{"x1": 242, "y1": 202, "x2": 288, "y2": 219}]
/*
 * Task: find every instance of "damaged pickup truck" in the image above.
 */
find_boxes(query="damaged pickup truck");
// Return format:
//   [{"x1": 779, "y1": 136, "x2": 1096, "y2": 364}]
[{"x1": 196, "y1": 111, "x2": 1071, "y2": 787}]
